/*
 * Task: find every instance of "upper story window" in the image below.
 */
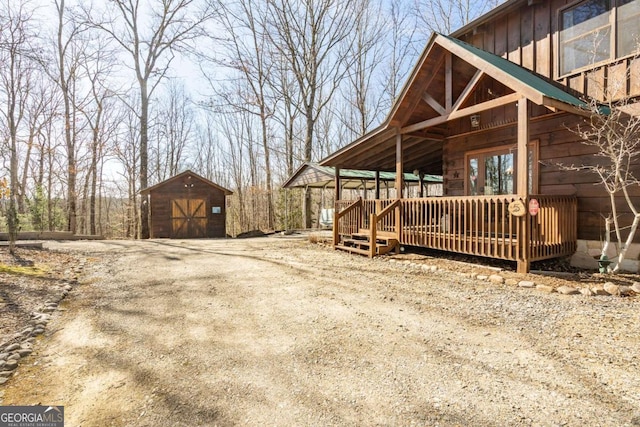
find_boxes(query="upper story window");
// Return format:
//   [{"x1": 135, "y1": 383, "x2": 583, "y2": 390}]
[{"x1": 560, "y1": 0, "x2": 640, "y2": 75}]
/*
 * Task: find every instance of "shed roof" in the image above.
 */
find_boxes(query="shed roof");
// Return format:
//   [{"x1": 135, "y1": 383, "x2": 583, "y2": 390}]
[
  {"x1": 140, "y1": 170, "x2": 233, "y2": 195},
  {"x1": 282, "y1": 162, "x2": 441, "y2": 189}
]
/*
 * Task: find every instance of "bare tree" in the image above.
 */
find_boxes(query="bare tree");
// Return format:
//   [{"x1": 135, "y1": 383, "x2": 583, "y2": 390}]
[
  {"x1": 266, "y1": 0, "x2": 360, "y2": 228},
  {"x1": 78, "y1": 38, "x2": 120, "y2": 236},
  {"x1": 208, "y1": 0, "x2": 276, "y2": 229},
  {"x1": 414, "y1": 0, "x2": 500, "y2": 36},
  {"x1": 54, "y1": 0, "x2": 92, "y2": 234},
  {"x1": 150, "y1": 81, "x2": 193, "y2": 182},
  {"x1": 0, "y1": 0, "x2": 39, "y2": 253},
  {"x1": 381, "y1": 0, "x2": 421, "y2": 107},
  {"x1": 565, "y1": 89, "x2": 640, "y2": 273},
  {"x1": 86, "y1": 0, "x2": 213, "y2": 238},
  {"x1": 340, "y1": 0, "x2": 386, "y2": 140}
]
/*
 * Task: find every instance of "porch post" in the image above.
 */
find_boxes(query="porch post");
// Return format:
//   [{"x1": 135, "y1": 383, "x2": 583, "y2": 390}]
[
  {"x1": 375, "y1": 171, "x2": 380, "y2": 200},
  {"x1": 395, "y1": 129, "x2": 403, "y2": 199},
  {"x1": 517, "y1": 97, "x2": 530, "y2": 273},
  {"x1": 334, "y1": 167, "x2": 341, "y2": 202},
  {"x1": 333, "y1": 167, "x2": 341, "y2": 248}
]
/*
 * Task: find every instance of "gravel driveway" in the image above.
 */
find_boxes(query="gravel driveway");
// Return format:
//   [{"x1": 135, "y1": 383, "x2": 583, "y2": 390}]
[{"x1": 2, "y1": 237, "x2": 639, "y2": 426}]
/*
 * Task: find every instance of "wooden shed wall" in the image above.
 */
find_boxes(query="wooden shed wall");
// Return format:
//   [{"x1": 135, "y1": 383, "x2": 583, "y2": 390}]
[
  {"x1": 443, "y1": 112, "x2": 640, "y2": 242},
  {"x1": 148, "y1": 178, "x2": 227, "y2": 238},
  {"x1": 457, "y1": 0, "x2": 640, "y2": 101}
]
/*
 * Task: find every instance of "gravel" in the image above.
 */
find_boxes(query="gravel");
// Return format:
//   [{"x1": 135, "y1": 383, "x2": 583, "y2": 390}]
[{"x1": 0, "y1": 236, "x2": 638, "y2": 426}]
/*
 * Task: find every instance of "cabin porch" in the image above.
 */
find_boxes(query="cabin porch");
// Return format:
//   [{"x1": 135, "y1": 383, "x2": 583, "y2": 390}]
[{"x1": 334, "y1": 194, "x2": 577, "y2": 272}]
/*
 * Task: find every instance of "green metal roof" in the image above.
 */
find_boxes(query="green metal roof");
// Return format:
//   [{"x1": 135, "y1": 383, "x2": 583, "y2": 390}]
[{"x1": 441, "y1": 35, "x2": 589, "y2": 109}]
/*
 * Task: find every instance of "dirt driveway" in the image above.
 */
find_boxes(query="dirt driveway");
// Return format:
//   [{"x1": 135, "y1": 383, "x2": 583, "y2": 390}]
[{"x1": 1, "y1": 237, "x2": 639, "y2": 426}]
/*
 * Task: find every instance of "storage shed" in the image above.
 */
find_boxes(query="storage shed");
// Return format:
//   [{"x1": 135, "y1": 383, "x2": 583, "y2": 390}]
[{"x1": 140, "y1": 170, "x2": 232, "y2": 239}]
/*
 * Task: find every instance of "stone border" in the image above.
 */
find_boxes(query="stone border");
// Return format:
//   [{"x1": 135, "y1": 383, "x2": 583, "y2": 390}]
[
  {"x1": 382, "y1": 258, "x2": 640, "y2": 297},
  {"x1": 0, "y1": 258, "x2": 86, "y2": 385}
]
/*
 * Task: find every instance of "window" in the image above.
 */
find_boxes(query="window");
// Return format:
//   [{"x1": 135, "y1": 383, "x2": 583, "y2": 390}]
[
  {"x1": 559, "y1": 0, "x2": 640, "y2": 75},
  {"x1": 466, "y1": 142, "x2": 538, "y2": 196},
  {"x1": 618, "y1": 0, "x2": 640, "y2": 56}
]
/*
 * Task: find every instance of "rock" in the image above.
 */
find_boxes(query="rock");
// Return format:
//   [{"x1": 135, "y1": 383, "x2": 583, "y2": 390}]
[
  {"x1": 42, "y1": 306, "x2": 56, "y2": 313},
  {"x1": 489, "y1": 274, "x2": 504, "y2": 284},
  {"x1": 557, "y1": 285, "x2": 580, "y2": 295},
  {"x1": 505, "y1": 279, "x2": 518, "y2": 286},
  {"x1": 31, "y1": 328, "x2": 45, "y2": 336},
  {"x1": 5, "y1": 344, "x2": 20, "y2": 352},
  {"x1": 591, "y1": 285, "x2": 609, "y2": 296},
  {"x1": 17, "y1": 349, "x2": 32, "y2": 357},
  {"x1": 8, "y1": 353, "x2": 20, "y2": 361},
  {"x1": 536, "y1": 284, "x2": 555, "y2": 293},
  {"x1": 0, "y1": 378, "x2": 7, "y2": 385},
  {"x1": 0, "y1": 371, "x2": 13, "y2": 377},
  {"x1": 477, "y1": 275, "x2": 489, "y2": 281},
  {"x1": 579, "y1": 288, "x2": 595, "y2": 296},
  {"x1": 632, "y1": 282, "x2": 640, "y2": 293},
  {"x1": 603, "y1": 282, "x2": 621, "y2": 296},
  {"x1": 518, "y1": 280, "x2": 535, "y2": 288},
  {"x1": 620, "y1": 286, "x2": 632, "y2": 296},
  {"x1": 4, "y1": 360, "x2": 18, "y2": 370},
  {"x1": 0, "y1": 353, "x2": 9, "y2": 361}
]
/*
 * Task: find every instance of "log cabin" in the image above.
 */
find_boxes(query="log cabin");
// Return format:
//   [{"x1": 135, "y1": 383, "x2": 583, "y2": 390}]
[
  {"x1": 140, "y1": 170, "x2": 232, "y2": 239},
  {"x1": 320, "y1": 0, "x2": 640, "y2": 272}
]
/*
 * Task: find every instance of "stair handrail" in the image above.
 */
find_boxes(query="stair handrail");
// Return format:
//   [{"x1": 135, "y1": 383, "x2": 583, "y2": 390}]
[
  {"x1": 369, "y1": 199, "x2": 401, "y2": 257},
  {"x1": 333, "y1": 197, "x2": 363, "y2": 247}
]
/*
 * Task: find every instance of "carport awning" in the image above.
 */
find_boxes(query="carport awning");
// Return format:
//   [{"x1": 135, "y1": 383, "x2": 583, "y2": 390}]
[{"x1": 282, "y1": 162, "x2": 441, "y2": 190}]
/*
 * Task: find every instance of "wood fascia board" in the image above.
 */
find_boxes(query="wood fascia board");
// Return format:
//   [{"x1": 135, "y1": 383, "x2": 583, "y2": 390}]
[
  {"x1": 542, "y1": 96, "x2": 590, "y2": 116},
  {"x1": 319, "y1": 125, "x2": 394, "y2": 166},
  {"x1": 451, "y1": 70, "x2": 484, "y2": 113},
  {"x1": 401, "y1": 92, "x2": 522, "y2": 134},
  {"x1": 422, "y1": 92, "x2": 446, "y2": 115},
  {"x1": 434, "y1": 35, "x2": 545, "y2": 105}
]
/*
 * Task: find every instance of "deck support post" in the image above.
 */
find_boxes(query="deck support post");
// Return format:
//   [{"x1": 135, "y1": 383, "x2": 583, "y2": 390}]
[
  {"x1": 369, "y1": 213, "x2": 377, "y2": 258},
  {"x1": 395, "y1": 129, "x2": 403, "y2": 199},
  {"x1": 333, "y1": 167, "x2": 341, "y2": 248},
  {"x1": 375, "y1": 171, "x2": 380, "y2": 200},
  {"x1": 517, "y1": 97, "x2": 530, "y2": 274}
]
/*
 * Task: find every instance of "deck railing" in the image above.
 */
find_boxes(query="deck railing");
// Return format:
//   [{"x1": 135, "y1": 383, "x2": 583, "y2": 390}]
[{"x1": 334, "y1": 195, "x2": 577, "y2": 265}]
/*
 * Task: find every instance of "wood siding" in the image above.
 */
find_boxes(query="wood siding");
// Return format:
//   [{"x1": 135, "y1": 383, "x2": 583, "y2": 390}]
[
  {"x1": 457, "y1": 0, "x2": 640, "y2": 101},
  {"x1": 147, "y1": 174, "x2": 227, "y2": 238},
  {"x1": 444, "y1": 113, "x2": 640, "y2": 242}
]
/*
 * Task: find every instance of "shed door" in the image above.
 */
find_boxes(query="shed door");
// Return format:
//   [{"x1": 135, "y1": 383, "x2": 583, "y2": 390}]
[{"x1": 171, "y1": 199, "x2": 207, "y2": 238}]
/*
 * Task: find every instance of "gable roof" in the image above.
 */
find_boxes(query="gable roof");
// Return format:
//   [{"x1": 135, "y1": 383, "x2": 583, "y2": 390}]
[
  {"x1": 320, "y1": 32, "x2": 592, "y2": 172},
  {"x1": 140, "y1": 170, "x2": 233, "y2": 195},
  {"x1": 282, "y1": 162, "x2": 441, "y2": 189},
  {"x1": 438, "y1": 35, "x2": 587, "y2": 110}
]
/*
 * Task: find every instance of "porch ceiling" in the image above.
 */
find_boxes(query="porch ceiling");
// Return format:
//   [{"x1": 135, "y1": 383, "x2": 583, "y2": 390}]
[{"x1": 320, "y1": 33, "x2": 590, "y2": 175}]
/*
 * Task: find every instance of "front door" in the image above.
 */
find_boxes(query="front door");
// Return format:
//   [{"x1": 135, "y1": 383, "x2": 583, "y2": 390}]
[{"x1": 171, "y1": 199, "x2": 207, "y2": 238}]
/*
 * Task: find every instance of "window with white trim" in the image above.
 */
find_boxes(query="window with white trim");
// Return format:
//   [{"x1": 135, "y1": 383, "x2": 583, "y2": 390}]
[{"x1": 559, "y1": 0, "x2": 640, "y2": 75}]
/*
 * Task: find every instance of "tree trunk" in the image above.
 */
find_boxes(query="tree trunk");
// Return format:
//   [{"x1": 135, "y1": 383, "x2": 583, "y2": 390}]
[{"x1": 139, "y1": 81, "x2": 150, "y2": 239}]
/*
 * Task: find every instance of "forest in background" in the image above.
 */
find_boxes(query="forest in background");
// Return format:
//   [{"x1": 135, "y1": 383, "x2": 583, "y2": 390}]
[{"x1": 0, "y1": 0, "x2": 499, "y2": 238}]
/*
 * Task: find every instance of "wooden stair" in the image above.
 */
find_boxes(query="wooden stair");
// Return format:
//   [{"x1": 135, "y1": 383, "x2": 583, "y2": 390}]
[{"x1": 336, "y1": 229, "x2": 399, "y2": 257}]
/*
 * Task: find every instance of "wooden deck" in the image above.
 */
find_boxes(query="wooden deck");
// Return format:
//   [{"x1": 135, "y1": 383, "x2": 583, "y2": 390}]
[{"x1": 334, "y1": 195, "x2": 577, "y2": 271}]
